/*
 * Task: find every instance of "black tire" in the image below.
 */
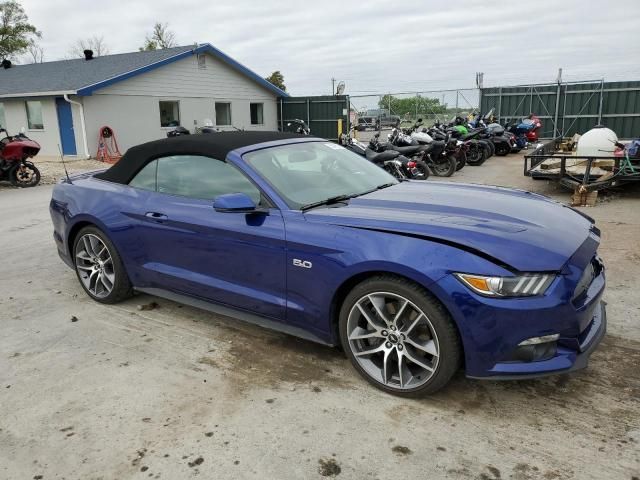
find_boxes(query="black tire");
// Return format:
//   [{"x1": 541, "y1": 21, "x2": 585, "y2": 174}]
[
  {"x1": 412, "y1": 159, "x2": 429, "y2": 180},
  {"x1": 430, "y1": 155, "x2": 457, "y2": 177},
  {"x1": 73, "y1": 226, "x2": 133, "y2": 304},
  {"x1": 339, "y1": 275, "x2": 462, "y2": 397},
  {"x1": 10, "y1": 162, "x2": 40, "y2": 187},
  {"x1": 485, "y1": 141, "x2": 495, "y2": 157},
  {"x1": 466, "y1": 145, "x2": 487, "y2": 166},
  {"x1": 455, "y1": 151, "x2": 466, "y2": 171},
  {"x1": 495, "y1": 142, "x2": 510, "y2": 156}
]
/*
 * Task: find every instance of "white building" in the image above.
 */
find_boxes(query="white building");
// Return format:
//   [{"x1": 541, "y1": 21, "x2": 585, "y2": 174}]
[{"x1": 0, "y1": 44, "x2": 287, "y2": 157}]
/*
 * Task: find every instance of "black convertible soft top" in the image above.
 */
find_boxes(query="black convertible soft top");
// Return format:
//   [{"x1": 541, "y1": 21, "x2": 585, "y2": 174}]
[{"x1": 94, "y1": 131, "x2": 310, "y2": 184}]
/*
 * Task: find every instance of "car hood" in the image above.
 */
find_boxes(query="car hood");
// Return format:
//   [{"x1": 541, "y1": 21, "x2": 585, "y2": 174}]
[{"x1": 304, "y1": 181, "x2": 596, "y2": 271}]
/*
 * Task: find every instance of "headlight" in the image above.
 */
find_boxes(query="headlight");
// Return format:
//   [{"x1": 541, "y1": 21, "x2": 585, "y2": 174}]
[{"x1": 454, "y1": 273, "x2": 555, "y2": 297}]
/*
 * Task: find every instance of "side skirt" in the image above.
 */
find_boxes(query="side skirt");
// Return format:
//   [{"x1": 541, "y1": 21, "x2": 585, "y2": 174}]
[{"x1": 135, "y1": 287, "x2": 334, "y2": 347}]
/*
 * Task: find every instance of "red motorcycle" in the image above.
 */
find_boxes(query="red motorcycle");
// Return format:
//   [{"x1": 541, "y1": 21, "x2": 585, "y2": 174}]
[
  {"x1": 524, "y1": 114, "x2": 543, "y2": 142},
  {"x1": 0, "y1": 128, "x2": 41, "y2": 187}
]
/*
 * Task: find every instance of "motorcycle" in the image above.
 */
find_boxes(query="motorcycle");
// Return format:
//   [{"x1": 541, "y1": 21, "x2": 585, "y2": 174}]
[
  {"x1": 524, "y1": 114, "x2": 542, "y2": 142},
  {"x1": 367, "y1": 132, "x2": 429, "y2": 180},
  {"x1": 285, "y1": 119, "x2": 311, "y2": 135},
  {"x1": 166, "y1": 126, "x2": 190, "y2": 137},
  {"x1": 391, "y1": 123, "x2": 457, "y2": 177},
  {"x1": 0, "y1": 127, "x2": 41, "y2": 187}
]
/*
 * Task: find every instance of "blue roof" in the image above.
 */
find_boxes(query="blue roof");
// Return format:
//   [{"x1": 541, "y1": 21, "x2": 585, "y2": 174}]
[{"x1": 0, "y1": 43, "x2": 288, "y2": 98}]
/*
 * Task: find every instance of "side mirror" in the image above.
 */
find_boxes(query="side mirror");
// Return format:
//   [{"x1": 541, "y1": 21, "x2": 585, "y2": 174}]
[{"x1": 213, "y1": 193, "x2": 265, "y2": 214}]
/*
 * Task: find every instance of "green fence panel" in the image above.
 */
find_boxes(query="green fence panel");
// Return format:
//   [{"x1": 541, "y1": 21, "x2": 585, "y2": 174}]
[
  {"x1": 480, "y1": 80, "x2": 640, "y2": 139},
  {"x1": 278, "y1": 95, "x2": 350, "y2": 141}
]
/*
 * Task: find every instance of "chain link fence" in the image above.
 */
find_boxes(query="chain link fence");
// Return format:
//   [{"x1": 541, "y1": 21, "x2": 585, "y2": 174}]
[{"x1": 349, "y1": 88, "x2": 480, "y2": 130}]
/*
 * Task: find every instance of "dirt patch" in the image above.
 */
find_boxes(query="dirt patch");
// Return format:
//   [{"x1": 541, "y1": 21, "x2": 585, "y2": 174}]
[
  {"x1": 318, "y1": 458, "x2": 341, "y2": 477},
  {"x1": 391, "y1": 445, "x2": 412, "y2": 455},
  {"x1": 218, "y1": 328, "x2": 353, "y2": 394},
  {"x1": 197, "y1": 357, "x2": 220, "y2": 369},
  {"x1": 187, "y1": 456, "x2": 204, "y2": 468}
]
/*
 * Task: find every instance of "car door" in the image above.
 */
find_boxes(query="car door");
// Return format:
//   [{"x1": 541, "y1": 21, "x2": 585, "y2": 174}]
[{"x1": 129, "y1": 154, "x2": 287, "y2": 320}]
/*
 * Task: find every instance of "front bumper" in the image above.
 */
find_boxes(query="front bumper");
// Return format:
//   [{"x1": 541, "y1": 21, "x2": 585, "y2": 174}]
[
  {"x1": 468, "y1": 300, "x2": 606, "y2": 380},
  {"x1": 431, "y1": 250, "x2": 606, "y2": 379}
]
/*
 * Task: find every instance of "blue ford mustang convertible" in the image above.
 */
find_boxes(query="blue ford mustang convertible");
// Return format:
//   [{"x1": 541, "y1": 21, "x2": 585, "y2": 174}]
[{"x1": 50, "y1": 132, "x2": 606, "y2": 396}]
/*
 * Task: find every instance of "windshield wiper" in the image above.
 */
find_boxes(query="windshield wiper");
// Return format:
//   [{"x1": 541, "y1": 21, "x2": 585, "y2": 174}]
[
  {"x1": 300, "y1": 195, "x2": 352, "y2": 211},
  {"x1": 352, "y1": 182, "x2": 397, "y2": 198}
]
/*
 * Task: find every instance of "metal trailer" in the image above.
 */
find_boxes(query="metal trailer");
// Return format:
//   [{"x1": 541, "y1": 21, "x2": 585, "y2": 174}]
[{"x1": 524, "y1": 138, "x2": 640, "y2": 193}]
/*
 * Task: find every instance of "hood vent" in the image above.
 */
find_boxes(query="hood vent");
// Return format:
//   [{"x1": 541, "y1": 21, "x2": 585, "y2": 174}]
[{"x1": 83, "y1": 49, "x2": 94, "y2": 61}]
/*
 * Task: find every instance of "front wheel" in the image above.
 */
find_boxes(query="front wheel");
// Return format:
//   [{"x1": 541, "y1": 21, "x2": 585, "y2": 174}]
[
  {"x1": 339, "y1": 276, "x2": 461, "y2": 396},
  {"x1": 429, "y1": 155, "x2": 456, "y2": 177},
  {"x1": 10, "y1": 162, "x2": 40, "y2": 187},
  {"x1": 73, "y1": 226, "x2": 133, "y2": 304},
  {"x1": 455, "y1": 151, "x2": 466, "y2": 171}
]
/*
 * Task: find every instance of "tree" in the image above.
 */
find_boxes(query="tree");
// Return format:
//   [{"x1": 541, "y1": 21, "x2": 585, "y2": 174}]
[
  {"x1": 0, "y1": 1, "x2": 40, "y2": 60},
  {"x1": 378, "y1": 94, "x2": 446, "y2": 118},
  {"x1": 26, "y1": 40, "x2": 43, "y2": 63},
  {"x1": 265, "y1": 71, "x2": 286, "y2": 92},
  {"x1": 68, "y1": 35, "x2": 109, "y2": 58},
  {"x1": 140, "y1": 22, "x2": 176, "y2": 51}
]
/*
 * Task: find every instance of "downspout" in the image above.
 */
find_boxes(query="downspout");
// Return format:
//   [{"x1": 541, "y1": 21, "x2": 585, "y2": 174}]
[{"x1": 63, "y1": 94, "x2": 90, "y2": 158}]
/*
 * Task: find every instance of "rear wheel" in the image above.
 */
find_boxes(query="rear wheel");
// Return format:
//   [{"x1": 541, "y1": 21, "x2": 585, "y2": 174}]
[
  {"x1": 495, "y1": 142, "x2": 510, "y2": 156},
  {"x1": 10, "y1": 162, "x2": 40, "y2": 187},
  {"x1": 467, "y1": 145, "x2": 487, "y2": 166},
  {"x1": 339, "y1": 276, "x2": 461, "y2": 396},
  {"x1": 73, "y1": 226, "x2": 133, "y2": 304},
  {"x1": 411, "y1": 160, "x2": 429, "y2": 180},
  {"x1": 429, "y1": 155, "x2": 456, "y2": 177}
]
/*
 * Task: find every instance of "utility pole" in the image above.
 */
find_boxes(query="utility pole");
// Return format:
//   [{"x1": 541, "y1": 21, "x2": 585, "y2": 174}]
[{"x1": 331, "y1": 78, "x2": 336, "y2": 95}]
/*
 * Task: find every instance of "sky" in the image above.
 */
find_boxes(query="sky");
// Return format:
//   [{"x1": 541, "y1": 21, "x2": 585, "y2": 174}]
[{"x1": 18, "y1": 0, "x2": 640, "y2": 104}]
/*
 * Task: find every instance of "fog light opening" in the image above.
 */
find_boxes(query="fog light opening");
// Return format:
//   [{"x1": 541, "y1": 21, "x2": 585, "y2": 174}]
[
  {"x1": 508, "y1": 335, "x2": 560, "y2": 363},
  {"x1": 518, "y1": 334, "x2": 560, "y2": 346}
]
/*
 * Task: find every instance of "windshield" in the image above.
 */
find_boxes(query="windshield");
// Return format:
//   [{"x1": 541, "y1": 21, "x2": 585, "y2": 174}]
[{"x1": 243, "y1": 141, "x2": 398, "y2": 210}]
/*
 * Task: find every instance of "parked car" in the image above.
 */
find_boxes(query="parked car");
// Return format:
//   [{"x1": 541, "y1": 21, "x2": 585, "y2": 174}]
[
  {"x1": 358, "y1": 109, "x2": 401, "y2": 130},
  {"x1": 49, "y1": 132, "x2": 606, "y2": 396}
]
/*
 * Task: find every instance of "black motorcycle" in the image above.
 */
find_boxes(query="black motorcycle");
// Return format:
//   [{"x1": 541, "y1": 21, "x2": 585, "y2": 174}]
[
  {"x1": 388, "y1": 126, "x2": 457, "y2": 177},
  {"x1": 368, "y1": 133, "x2": 429, "y2": 180},
  {"x1": 284, "y1": 119, "x2": 311, "y2": 135}
]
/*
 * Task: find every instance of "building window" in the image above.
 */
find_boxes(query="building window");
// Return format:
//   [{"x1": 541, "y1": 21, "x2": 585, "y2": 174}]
[
  {"x1": 197, "y1": 54, "x2": 206, "y2": 69},
  {"x1": 159, "y1": 101, "x2": 180, "y2": 127},
  {"x1": 26, "y1": 101, "x2": 44, "y2": 130},
  {"x1": 0, "y1": 103, "x2": 5, "y2": 128},
  {"x1": 250, "y1": 103, "x2": 264, "y2": 125},
  {"x1": 215, "y1": 102, "x2": 232, "y2": 126}
]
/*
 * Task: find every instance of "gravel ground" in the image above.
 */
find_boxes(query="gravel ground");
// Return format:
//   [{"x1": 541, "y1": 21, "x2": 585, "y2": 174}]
[{"x1": 0, "y1": 153, "x2": 639, "y2": 480}]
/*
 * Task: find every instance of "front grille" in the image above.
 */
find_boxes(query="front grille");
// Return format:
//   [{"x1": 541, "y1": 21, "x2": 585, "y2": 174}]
[{"x1": 572, "y1": 256, "x2": 602, "y2": 302}]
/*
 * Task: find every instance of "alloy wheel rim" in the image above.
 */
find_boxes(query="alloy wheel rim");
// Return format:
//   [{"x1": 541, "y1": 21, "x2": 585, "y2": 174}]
[
  {"x1": 75, "y1": 234, "x2": 115, "y2": 298},
  {"x1": 15, "y1": 166, "x2": 37, "y2": 185},
  {"x1": 347, "y1": 292, "x2": 440, "y2": 390}
]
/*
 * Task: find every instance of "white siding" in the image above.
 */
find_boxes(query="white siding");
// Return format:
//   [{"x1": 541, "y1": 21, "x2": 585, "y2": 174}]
[
  {"x1": 0, "y1": 97, "x2": 87, "y2": 157},
  {"x1": 82, "y1": 52, "x2": 279, "y2": 154}
]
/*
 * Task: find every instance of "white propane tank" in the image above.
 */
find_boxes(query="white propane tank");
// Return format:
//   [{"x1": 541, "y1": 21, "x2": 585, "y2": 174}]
[{"x1": 576, "y1": 126, "x2": 618, "y2": 157}]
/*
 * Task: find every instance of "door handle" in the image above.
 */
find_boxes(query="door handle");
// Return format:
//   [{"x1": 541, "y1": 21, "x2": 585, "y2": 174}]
[{"x1": 145, "y1": 212, "x2": 168, "y2": 222}]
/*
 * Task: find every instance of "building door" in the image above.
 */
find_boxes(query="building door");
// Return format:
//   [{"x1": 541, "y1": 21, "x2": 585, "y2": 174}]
[{"x1": 55, "y1": 97, "x2": 77, "y2": 155}]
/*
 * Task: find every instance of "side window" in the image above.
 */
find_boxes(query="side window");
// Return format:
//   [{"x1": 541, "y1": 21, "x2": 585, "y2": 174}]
[
  {"x1": 250, "y1": 103, "x2": 263, "y2": 125},
  {"x1": 156, "y1": 155, "x2": 261, "y2": 203},
  {"x1": 215, "y1": 102, "x2": 232, "y2": 126},
  {"x1": 26, "y1": 101, "x2": 44, "y2": 130},
  {"x1": 128, "y1": 160, "x2": 158, "y2": 191},
  {"x1": 159, "y1": 101, "x2": 180, "y2": 127}
]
